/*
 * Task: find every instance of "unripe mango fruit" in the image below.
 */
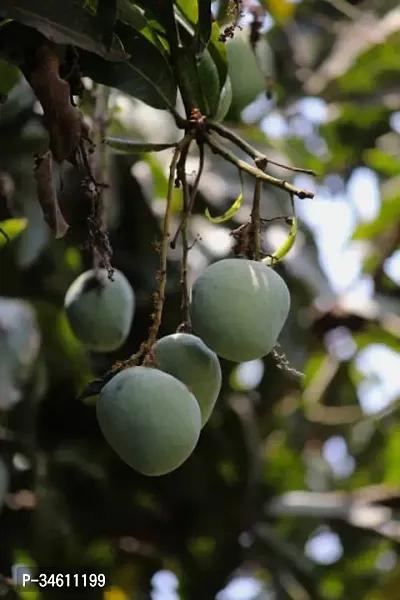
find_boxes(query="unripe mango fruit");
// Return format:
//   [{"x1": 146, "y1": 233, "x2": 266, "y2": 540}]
[
  {"x1": 64, "y1": 268, "x2": 134, "y2": 352},
  {"x1": 96, "y1": 366, "x2": 201, "y2": 476},
  {"x1": 152, "y1": 333, "x2": 222, "y2": 427},
  {"x1": 190, "y1": 259, "x2": 290, "y2": 363}
]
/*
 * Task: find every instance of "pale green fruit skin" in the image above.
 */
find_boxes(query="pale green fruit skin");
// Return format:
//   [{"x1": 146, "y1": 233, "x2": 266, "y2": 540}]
[
  {"x1": 64, "y1": 268, "x2": 134, "y2": 352},
  {"x1": 97, "y1": 367, "x2": 201, "y2": 476},
  {"x1": 213, "y1": 75, "x2": 233, "y2": 122},
  {"x1": 153, "y1": 333, "x2": 222, "y2": 428},
  {"x1": 226, "y1": 28, "x2": 274, "y2": 115},
  {"x1": 190, "y1": 259, "x2": 290, "y2": 363}
]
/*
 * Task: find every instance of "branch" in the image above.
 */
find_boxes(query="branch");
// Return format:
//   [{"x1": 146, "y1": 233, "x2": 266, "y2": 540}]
[
  {"x1": 205, "y1": 135, "x2": 315, "y2": 200},
  {"x1": 170, "y1": 140, "x2": 205, "y2": 247},
  {"x1": 176, "y1": 143, "x2": 192, "y2": 332},
  {"x1": 208, "y1": 122, "x2": 317, "y2": 176}
]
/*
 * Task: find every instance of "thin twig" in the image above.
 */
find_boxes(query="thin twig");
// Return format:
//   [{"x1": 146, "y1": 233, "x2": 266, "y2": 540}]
[
  {"x1": 170, "y1": 140, "x2": 205, "y2": 248},
  {"x1": 176, "y1": 143, "x2": 192, "y2": 332},
  {"x1": 208, "y1": 122, "x2": 317, "y2": 176},
  {"x1": 262, "y1": 193, "x2": 297, "y2": 266},
  {"x1": 142, "y1": 137, "x2": 192, "y2": 361},
  {"x1": 251, "y1": 179, "x2": 262, "y2": 261},
  {"x1": 205, "y1": 135, "x2": 314, "y2": 200}
]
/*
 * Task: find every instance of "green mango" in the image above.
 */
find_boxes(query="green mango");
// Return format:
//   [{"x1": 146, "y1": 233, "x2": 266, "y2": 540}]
[
  {"x1": 226, "y1": 28, "x2": 274, "y2": 116},
  {"x1": 96, "y1": 367, "x2": 201, "y2": 476},
  {"x1": 153, "y1": 333, "x2": 221, "y2": 427},
  {"x1": 190, "y1": 259, "x2": 290, "y2": 363},
  {"x1": 64, "y1": 268, "x2": 134, "y2": 352}
]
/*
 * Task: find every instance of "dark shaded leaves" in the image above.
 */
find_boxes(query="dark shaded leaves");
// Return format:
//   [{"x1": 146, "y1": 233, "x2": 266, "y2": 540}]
[
  {"x1": 194, "y1": 0, "x2": 212, "y2": 55},
  {"x1": 96, "y1": 0, "x2": 117, "y2": 51},
  {"x1": 79, "y1": 21, "x2": 177, "y2": 109},
  {"x1": 0, "y1": 0, "x2": 127, "y2": 59}
]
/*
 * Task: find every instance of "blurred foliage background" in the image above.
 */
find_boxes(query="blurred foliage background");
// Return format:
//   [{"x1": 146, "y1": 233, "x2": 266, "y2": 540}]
[{"x1": 0, "y1": 0, "x2": 400, "y2": 599}]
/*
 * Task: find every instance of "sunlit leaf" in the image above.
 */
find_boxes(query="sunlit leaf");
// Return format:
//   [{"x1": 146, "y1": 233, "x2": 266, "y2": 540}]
[
  {"x1": 384, "y1": 425, "x2": 400, "y2": 484},
  {"x1": 0, "y1": 218, "x2": 28, "y2": 248},
  {"x1": 177, "y1": 0, "x2": 228, "y2": 87},
  {"x1": 134, "y1": 0, "x2": 178, "y2": 50},
  {"x1": 352, "y1": 194, "x2": 400, "y2": 241},
  {"x1": 259, "y1": 0, "x2": 296, "y2": 24},
  {"x1": 363, "y1": 148, "x2": 400, "y2": 177}
]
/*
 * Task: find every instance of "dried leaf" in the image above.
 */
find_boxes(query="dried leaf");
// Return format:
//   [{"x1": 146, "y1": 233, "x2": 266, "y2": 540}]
[{"x1": 34, "y1": 151, "x2": 69, "y2": 239}]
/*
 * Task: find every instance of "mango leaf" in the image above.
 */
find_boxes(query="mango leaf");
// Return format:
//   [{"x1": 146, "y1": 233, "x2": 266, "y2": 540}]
[
  {"x1": 259, "y1": 0, "x2": 296, "y2": 24},
  {"x1": 0, "y1": 218, "x2": 28, "y2": 248},
  {"x1": 352, "y1": 194, "x2": 400, "y2": 241},
  {"x1": 194, "y1": 0, "x2": 212, "y2": 55},
  {"x1": 205, "y1": 191, "x2": 243, "y2": 223},
  {"x1": 178, "y1": 1, "x2": 228, "y2": 87},
  {"x1": 134, "y1": 0, "x2": 179, "y2": 50},
  {"x1": 0, "y1": 0, "x2": 127, "y2": 60},
  {"x1": 104, "y1": 138, "x2": 178, "y2": 153},
  {"x1": 115, "y1": 0, "x2": 169, "y2": 54},
  {"x1": 0, "y1": 58, "x2": 20, "y2": 95},
  {"x1": 384, "y1": 425, "x2": 400, "y2": 484},
  {"x1": 363, "y1": 148, "x2": 400, "y2": 177},
  {"x1": 96, "y1": 0, "x2": 117, "y2": 51},
  {"x1": 79, "y1": 21, "x2": 177, "y2": 109}
]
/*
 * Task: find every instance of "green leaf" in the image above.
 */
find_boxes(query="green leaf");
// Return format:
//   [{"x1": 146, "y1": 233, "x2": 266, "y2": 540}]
[
  {"x1": 116, "y1": 0, "x2": 169, "y2": 54},
  {"x1": 0, "y1": 218, "x2": 28, "y2": 248},
  {"x1": 352, "y1": 194, "x2": 400, "y2": 241},
  {"x1": 96, "y1": 0, "x2": 117, "y2": 51},
  {"x1": 174, "y1": 22, "x2": 221, "y2": 116},
  {"x1": 0, "y1": 0, "x2": 126, "y2": 60},
  {"x1": 363, "y1": 147, "x2": 400, "y2": 177},
  {"x1": 79, "y1": 21, "x2": 177, "y2": 110},
  {"x1": 384, "y1": 425, "x2": 400, "y2": 484},
  {"x1": 0, "y1": 58, "x2": 20, "y2": 95},
  {"x1": 194, "y1": 0, "x2": 212, "y2": 55},
  {"x1": 178, "y1": 1, "x2": 228, "y2": 88},
  {"x1": 134, "y1": 0, "x2": 179, "y2": 50},
  {"x1": 205, "y1": 192, "x2": 243, "y2": 223},
  {"x1": 259, "y1": 0, "x2": 297, "y2": 24},
  {"x1": 104, "y1": 138, "x2": 178, "y2": 153}
]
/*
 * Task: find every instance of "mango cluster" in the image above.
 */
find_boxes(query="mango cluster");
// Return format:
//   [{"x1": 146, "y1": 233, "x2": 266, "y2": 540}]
[{"x1": 64, "y1": 259, "x2": 290, "y2": 476}]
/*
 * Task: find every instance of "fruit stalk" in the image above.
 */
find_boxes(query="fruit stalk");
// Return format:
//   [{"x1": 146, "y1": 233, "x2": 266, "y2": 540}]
[
  {"x1": 176, "y1": 144, "x2": 192, "y2": 332},
  {"x1": 170, "y1": 140, "x2": 205, "y2": 248},
  {"x1": 251, "y1": 178, "x2": 262, "y2": 261},
  {"x1": 143, "y1": 135, "x2": 193, "y2": 360}
]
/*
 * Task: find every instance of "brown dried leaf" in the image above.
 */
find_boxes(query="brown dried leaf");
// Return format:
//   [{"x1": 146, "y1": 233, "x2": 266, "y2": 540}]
[{"x1": 34, "y1": 151, "x2": 69, "y2": 239}]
